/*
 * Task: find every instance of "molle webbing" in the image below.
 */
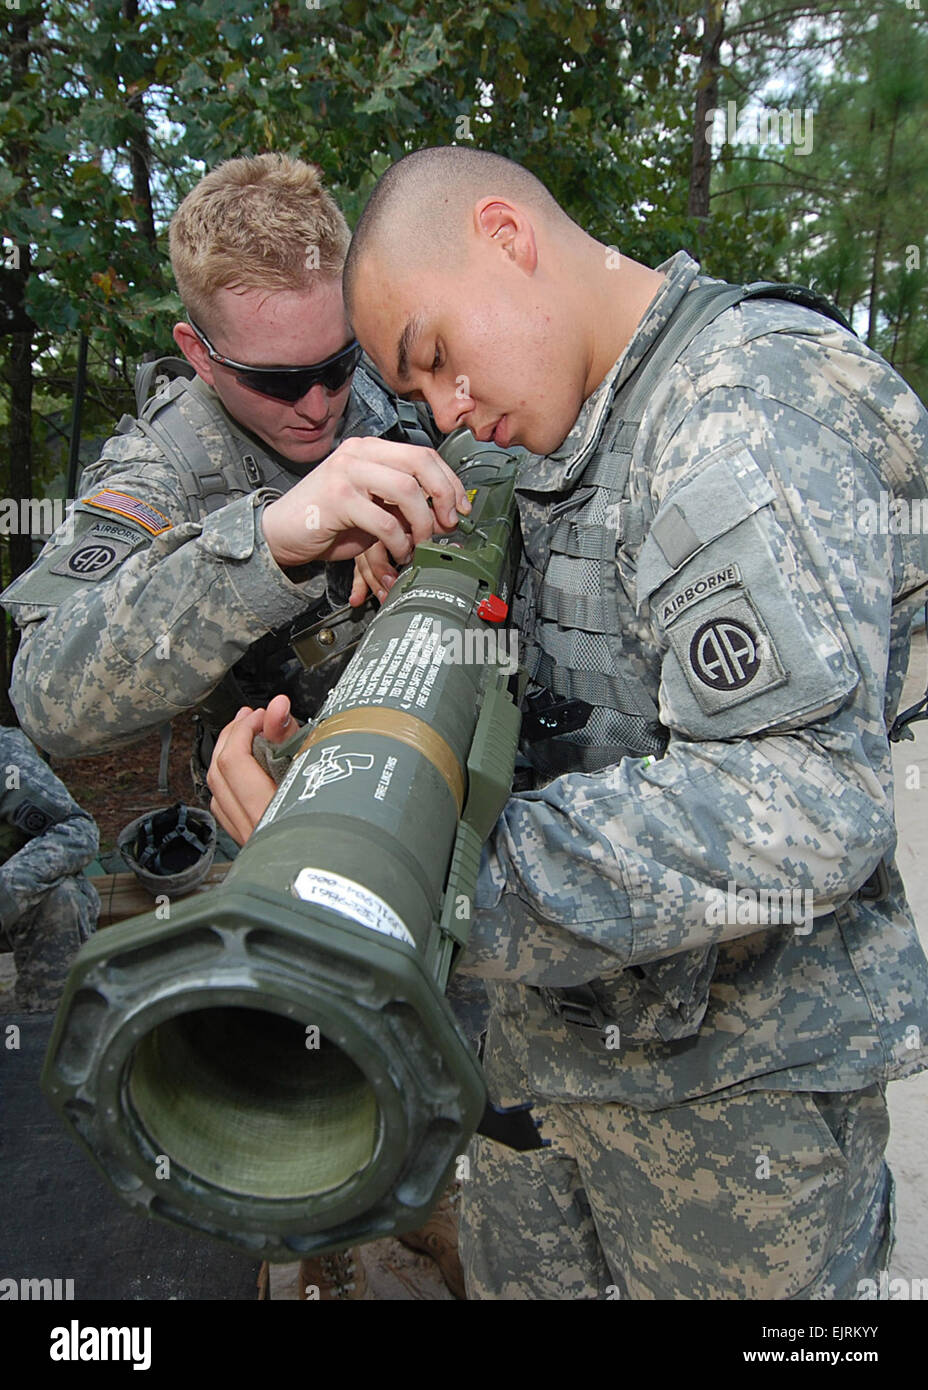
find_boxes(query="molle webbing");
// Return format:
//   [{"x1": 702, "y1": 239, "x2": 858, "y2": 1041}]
[
  {"x1": 128, "y1": 375, "x2": 270, "y2": 518},
  {"x1": 519, "y1": 279, "x2": 853, "y2": 777}
]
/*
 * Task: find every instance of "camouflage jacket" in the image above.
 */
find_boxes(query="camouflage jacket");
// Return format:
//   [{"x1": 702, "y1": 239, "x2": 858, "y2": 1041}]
[
  {"x1": 0, "y1": 365, "x2": 408, "y2": 759},
  {"x1": 461, "y1": 250, "x2": 928, "y2": 1106},
  {"x1": 0, "y1": 727, "x2": 99, "y2": 928}
]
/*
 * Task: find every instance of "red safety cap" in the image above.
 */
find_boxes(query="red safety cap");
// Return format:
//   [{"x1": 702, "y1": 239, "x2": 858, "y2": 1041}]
[{"x1": 476, "y1": 593, "x2": 509, "y2": 623}]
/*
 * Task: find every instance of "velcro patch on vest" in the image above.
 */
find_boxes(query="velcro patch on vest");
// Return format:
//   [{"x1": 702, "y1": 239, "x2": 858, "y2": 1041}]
[
  {"x1": 10, "y1": 800, "x2": 54, "y2": 836},
  {"x1": 81, "y1": 489, "x2": 171, "y2": 535},
  {"x1": 660, "y1": 563, "x2": 743, "y2": 627},
  {"x1": 49, "y1": 537, "x2": 134, "y2": 582},
  {"x1": 667, "y1": 592, "x2": 788, "y2": 714}
]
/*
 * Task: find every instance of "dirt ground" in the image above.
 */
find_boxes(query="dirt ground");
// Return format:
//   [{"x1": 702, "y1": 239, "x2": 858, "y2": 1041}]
[
  {"x1": 3, "y1": 632, "x2": 926, "y2": 1298},
  {"x1": 48, "y1": 715, "x2": 205, "y2": 859}
]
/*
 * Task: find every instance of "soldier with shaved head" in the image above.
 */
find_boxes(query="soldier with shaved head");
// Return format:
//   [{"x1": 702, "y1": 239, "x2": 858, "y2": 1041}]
[{"x1": 209, "y1": 145, "x2": 928, "y2": 1301}]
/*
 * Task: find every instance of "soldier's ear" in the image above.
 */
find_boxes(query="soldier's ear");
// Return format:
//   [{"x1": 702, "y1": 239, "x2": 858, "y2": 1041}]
[
  {"x1": 173, "y1": 322, "x2": 217, "y2": 387},
  {"x1": 475, "y1": 198, "x2": 538, "y2": 274}
]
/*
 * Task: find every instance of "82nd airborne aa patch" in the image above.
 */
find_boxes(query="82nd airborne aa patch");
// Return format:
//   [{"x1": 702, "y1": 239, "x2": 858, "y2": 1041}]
[
  {"x1": 50, "y1": 537, "x2": 135, "y2": 582},
  {"x1": 666, "y1": 591, "x2": 788, "y2": 715},
  {"x1": 11, "y1": 800, "x2": 54, "y2": 836}
]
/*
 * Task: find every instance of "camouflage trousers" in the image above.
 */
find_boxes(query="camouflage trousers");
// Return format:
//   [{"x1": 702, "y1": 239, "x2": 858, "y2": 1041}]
[
  {"x1": 0, "y1": 875, "x2": 99, "y2": 1012},
  {"x1": 460, "y1": 1021, "x2": 895, "y2": 1300}
]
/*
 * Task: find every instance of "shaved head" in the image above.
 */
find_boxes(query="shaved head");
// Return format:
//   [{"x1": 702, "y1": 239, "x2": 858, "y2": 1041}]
[
  {"x1": 343, "y1": 145, "x2": 571, "y2": 322},
  {"x1": 342, "y1": 144, "x2": 664, "y2": 455}
]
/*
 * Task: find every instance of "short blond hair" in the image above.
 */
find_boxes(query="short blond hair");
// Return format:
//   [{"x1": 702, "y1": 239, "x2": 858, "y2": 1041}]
[{"x1": 169, "y1": 154, "x2": 351, "y2": 331}]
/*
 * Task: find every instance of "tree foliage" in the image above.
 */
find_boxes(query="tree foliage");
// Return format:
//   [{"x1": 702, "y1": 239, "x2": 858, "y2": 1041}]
[
  {"x1": 1, "y1": 0, "x2": 925, "y2": 509},
  {"x1": 708, "y1": 1, "x2": 927, "y2": 390}
]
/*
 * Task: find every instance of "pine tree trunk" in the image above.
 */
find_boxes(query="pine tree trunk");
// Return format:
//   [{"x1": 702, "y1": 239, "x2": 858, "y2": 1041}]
[
  {"x1": 867, "y1": 98, "x2": 900, "y2": 349},
  {"x1": 122, "y1": 0, "x2": 159, "y2": 257},
  {"x1": 6, "y1": 10, "x2": 35, "y2": 588},
  {"x1": 688, "y1": 3, "x2": 726, "y2": 222}
]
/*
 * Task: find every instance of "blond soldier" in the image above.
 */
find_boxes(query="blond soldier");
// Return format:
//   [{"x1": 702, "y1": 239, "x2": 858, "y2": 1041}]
[
  {"x1": 0, "y1": 153, "x2": 469, "y2": 1299},
  {"x1": 1, "y1": 155, "x2": 467, "y2": 795}
]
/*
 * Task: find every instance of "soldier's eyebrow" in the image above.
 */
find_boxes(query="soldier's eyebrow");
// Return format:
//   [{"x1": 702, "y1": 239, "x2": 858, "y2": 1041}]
[{"x1": 396, "y1": 314, "x2": 426, "y2": 383}]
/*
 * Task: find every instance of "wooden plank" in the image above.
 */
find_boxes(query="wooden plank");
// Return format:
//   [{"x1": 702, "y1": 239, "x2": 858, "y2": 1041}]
[{"x1": 92, "y1": 862, "x2": 231, "y2": 927}]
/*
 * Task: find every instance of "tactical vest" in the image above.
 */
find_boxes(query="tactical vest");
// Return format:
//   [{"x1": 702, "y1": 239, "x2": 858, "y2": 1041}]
[
  {"x1": 127, "y1": 358, "x2": 273, "y2": 514},
  {"x1": 515, "y1": 280, "x2": 858, "y2": 782}
]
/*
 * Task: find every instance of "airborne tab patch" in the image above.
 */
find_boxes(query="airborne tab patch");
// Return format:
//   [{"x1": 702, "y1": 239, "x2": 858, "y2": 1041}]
[
  {"x1": 89, "y1": 519, "x2": 147, "y2": 547},
  {"x1": 82, "y1": 490, "x2": 171, "y2": 535},
  {"x1": 661, "y1": 563, "x2": 743, "y2": 626}
]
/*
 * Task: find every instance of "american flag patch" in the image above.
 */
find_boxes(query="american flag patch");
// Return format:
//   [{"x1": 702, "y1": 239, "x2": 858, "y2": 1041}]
[{"x1": 82, "y1": 490, "x2": 171, "y2": 535}]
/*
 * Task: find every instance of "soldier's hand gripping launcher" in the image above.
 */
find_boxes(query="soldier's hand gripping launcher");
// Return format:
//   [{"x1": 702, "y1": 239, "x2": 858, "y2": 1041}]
[{"x1": 41, "y1": 429, "x2": 523, "y2": 1262}]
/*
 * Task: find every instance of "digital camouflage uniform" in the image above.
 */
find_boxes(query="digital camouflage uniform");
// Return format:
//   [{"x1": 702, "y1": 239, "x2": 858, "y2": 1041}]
[
  {"x1": 0, "y1": 727, "x2": 99, "y2": 1012},
  {"x1": 455, "y1": 251, "x2": 928, "y2": 1298},
  {"x1": 0, "y1": 364, "x2": 422, "y2": 784}
]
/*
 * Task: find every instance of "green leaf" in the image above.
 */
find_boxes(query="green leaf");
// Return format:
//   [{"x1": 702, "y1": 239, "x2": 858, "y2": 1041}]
[
  {"x1": 357, "y1": 87, "x2": 394, "y2": 116},
  {"x1": 567, "y1": 11, "x2": 593, "y2": 56}
]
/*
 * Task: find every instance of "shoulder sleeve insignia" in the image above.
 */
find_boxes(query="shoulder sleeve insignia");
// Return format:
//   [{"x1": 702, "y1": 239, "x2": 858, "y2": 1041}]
[
  {"x1": 49, "y1": 537, "x2": 135, "y2": 581},
  {"x1": 10, "y1": 800, "x2": 55, "y2": 836}
]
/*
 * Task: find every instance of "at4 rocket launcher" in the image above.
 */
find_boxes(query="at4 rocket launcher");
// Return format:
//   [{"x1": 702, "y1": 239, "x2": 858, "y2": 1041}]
[{"x1": 42, "y1": 429, "x2": 524, "y2": 1262}]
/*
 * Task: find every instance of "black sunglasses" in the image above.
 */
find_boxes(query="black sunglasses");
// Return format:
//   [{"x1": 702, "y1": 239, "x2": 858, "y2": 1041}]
[{"x1": 188, "y1": 318, "x2": 364, "y2": 403}]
